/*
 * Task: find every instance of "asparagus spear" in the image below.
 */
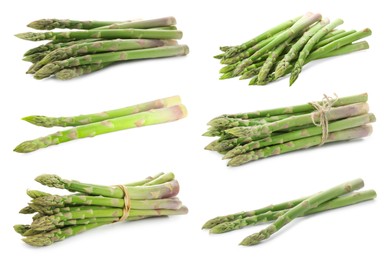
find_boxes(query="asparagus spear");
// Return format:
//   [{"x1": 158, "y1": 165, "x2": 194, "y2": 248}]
[
  {"x1": 32, "y1": 195, "x2": 182, "y2": 210},
  {"x1": 30, "y1": 39, "x2": 177, "y2": 73},
  {"x1": 226, "y1": 103, "x2": 369, "y2": 138},
  {"x1": 313, "y1": 30, "x2": 356, "y2": 49},
  {"x1": 224, "y1": 113, "x2": 375, "y2": 159},
  {"x1": 23, "y1": 51, "x2": 50, "y2": 63},
  {"x1": 233, "y1": 13, "x2": 322, "y2": 76},
  {"x1": 240, "y1": 179, "x2": 364, "y2": 245},
  {"x1": 23, "y1": 95, "x2": 181, "y2": 127},
  {"x1": 220, "y1": 93, "x2": 367, "y2": 119},
  {"x1": 34, "y1": 45, "x2": 189, "y2": 79},
  {"x1": 23, "y1": 223, "x2": 106, "y2": 246},
  {"x1": 228, "y1": 125, "x2": 372, "y2": 166},
  {"x1": 14, "y1": 104, "x2": 187, "y2": 153},
  {"x1": 27, "y1": 19, "x2": 126, "y2": 30},
  {"x1": 24, "y1": 39, "x2": 101, "y2": 56},
  {"x1": 274, "y1": 19, "x2": 329, "y2": 79},
  {"x1": 55, "y1": 63, "x2": 113, "y2": 80},
  {"x1": 223, "y1": 15, "x2": 302, "y2": 58},
  {"x1": 210, "y1": 190, "x2": 376, "y2": 234},
  {"x1": 92, "y1": 17, "x2": 176, "y2": 30},
  {"x1": 34, "y1": 174, "x2": 180, "y2": 199},
  {"x1": 15, "y1": 29, "x2": 183, "y2": 41},
  {"x1": 289, "y1": 18, "x2": 344, "y2": 85}
]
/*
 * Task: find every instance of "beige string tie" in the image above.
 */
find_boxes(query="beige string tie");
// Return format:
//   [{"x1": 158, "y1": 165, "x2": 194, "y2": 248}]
[
  {"x1": 116, "y1": 185, "x2": 131, "y2": 222},
  {"x1": 309, "y1": 94, "x2": 339, "y2": 145}
]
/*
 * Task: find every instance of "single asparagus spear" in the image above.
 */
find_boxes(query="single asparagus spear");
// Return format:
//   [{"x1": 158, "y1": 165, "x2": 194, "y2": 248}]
[
  {"x1": 240, "y1": 178, "x2": 364, "y2": 246},
  {"x1": 15, "y1": 29, "x2": 183, "y2": 41},
  {"x1": 23, "y1": 51, "x2": 51, "y2": 63},
  {"x1": 23, "y1": 223, "x2": 106, "y2": 246},
  {"x1": 228, "y1": 125, "x2": 373, "y2": 166},
  {"x1": 34, "y1": 45, "x2": 189, "y2": 79},
  {"x1": 32, "y1": 195, "x2": 182, "y2": 210},
  {"x1": 210, "y1": 190, "x2": 376, "y2": 234},
  {"x1": 226, "y1": 103, "x2": 369, "y2": 138},
  {"x1": 30, "y1": 39, "x2": 177, "y2": 73},
  {"x1": 224, "y1": 113, "x2": 375, "y2": 159},
  {"x1": 289, "y1": 18, "x2": 344, "y2": 86},
  {"x1": 24, "y1": 39, "x2": 101, "y2": 56},
  {"x1": 34, "y1": 174, "x2": 180, "y2": 199},
  {"x1": 233, "y1": 13, "x2": 322, "y2": 76},
  {"x1": 313, "y1": 30, "x2": 356, "y2": 49},
  {"x1": 55, "y1": 62, "x2": 113, "y2": 80},
  {"x1": 219, "y1": 93, "x2": 367, "y2": 119},
  {"x1": 223, "y1": 15, "x2": 302, "y2": 58},
  {"x1": 28, "y1": 216, "x2": 149, "y2": 233},
  {"x1": 27, "y1": 19, "x2": 126, "y2": 30},
  {"x1": 208, "y1": 114, "x2": 294, "y2": 130},
  {"x1": 23, "y1": 95, "x2": 182, "y2": 127},
  {"x1": 92, "y1": 17, "x2": 176, "y2": 30},
  {"x1": 274, "y1": 19, "x2": 329, "y2": 79}
]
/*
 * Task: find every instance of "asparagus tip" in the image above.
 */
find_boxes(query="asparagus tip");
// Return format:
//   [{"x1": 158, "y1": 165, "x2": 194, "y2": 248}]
[
  {"x1": 35, "y1": 174, "x2": 66, "y2": 189},
  {"x1": 14, "y1": 140, "x2": 39, "y2": 153}
]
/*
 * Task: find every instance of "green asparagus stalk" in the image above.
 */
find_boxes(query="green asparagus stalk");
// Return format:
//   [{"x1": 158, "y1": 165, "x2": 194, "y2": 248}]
[
  {"x1": 15, "y1": 104, "x2": 187, "y2": 153},
  {"x1": 210, "y1": 190, "x2": 376, "y2": 234},
  {"x1": 30, "y1": 39, "x2": 177, "y2": 73},
  {"x1": 54, "y1": 63, "x2": 113, "y2": 80},
  {"x1": 23, "y1": 51, "x2": 51, "y2": 63},
  {"x1": 313, "y1": 30, "x2": 356, "y2": 49},
  {"x1": 208, "y1": 114, "x2": 294, "y2": 129},
  {"x1": 220, "y1": 93, "x2": 367, "y2": 119},
  {"x1": 289, "y1": 18, "x2": 344, "y2": 85},
  {"x1": 28, "y1": 216, "x2": 150, "y2": 233},
  {"x1": 223, "y1": 15, "x2": 302, "y2": 58},
  {"x1": 92, "y1": 17, "x2": 176, "y2": 30},
  {"x1": 27, "y1": 19, "x2": 126, "y2": 30},
  {"x1": 239, "y1": 179, "x2": 364, "y2": 245},
  {"x1": 15, "y1": 29, "x2": 183, "y2": 41},
  {"x1": 224, "y1": 113, "x2": 375, "y2": 159},
  {"x1": 233, "y1": 13, "x2": 322, "y2": 76},
  {"x1": 23, "y1": 223, "x2": 106, "y2": 246},
  {"x1": 34, "y1": 45, "x2": 189, "y2": 79},
  {"x1": 24, "y1": 39, "x2": 101, "y2": 56},
  {"x1": 32, "y1": 195, "x2": 182, "y2": 210},
  {"x1": 228, "y1": 125, "x2": 372, "y2": 166},
  {"x1": 226, "y1": 103, "x2": 368, "y2": 138},
  {"x1": 23, "y1": 95, "x2": 182, "y2": 127},
  {"x1": 34, "y1": 174, "x2": 180, "y2": 199},
  {"x1": 274, "y1": 19, "x2": 329, "y2": 79}
]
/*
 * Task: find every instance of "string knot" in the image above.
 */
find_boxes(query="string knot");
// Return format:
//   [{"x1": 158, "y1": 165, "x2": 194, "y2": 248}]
[{"x1": 309, "y1": 94, "x2": 338, "y2": 145}]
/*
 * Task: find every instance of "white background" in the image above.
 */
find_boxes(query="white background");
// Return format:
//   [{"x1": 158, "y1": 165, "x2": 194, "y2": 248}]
[{"x1": 0, "y1": 0, "x2": 388, "y2": 258}]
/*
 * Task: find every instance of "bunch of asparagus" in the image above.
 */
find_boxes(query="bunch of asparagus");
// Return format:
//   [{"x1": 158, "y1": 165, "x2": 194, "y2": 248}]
[
  {"x1": 15, "y1": 172, "x2": 188, "y2": 247},
  {"x1": 14, "y1": 96, "x2": 187, "y2": 153},
  {"x1": 204, "y1": 93, "x2": 374, "y2": 166},
  {"x1": 16, "y1": 17, "x2": 189, "y2": 80},
  {"x1": 203, "y1": 178, "x2": 376, "y2": 246},
  {"x1": 215, "y1": 13, "x2": 371, "y2": 86}
]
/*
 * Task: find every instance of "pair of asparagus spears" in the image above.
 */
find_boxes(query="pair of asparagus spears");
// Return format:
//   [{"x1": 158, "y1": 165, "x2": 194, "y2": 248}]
[
  {"x1": 216, "y1": 12, "x2": 371, "y2": 86},
  {"x1": 204, "y1": 93, "x2": 374, "y2": 166},
  {"x1": 203, "y1": 178, "x2": 376, "y2": 246},
  {"x1": 15, "y1": 173, "x2": 188, "y2": 246},
  {"x1": 14, "y1": 96, "x2": 187, "y2": 153},
  {"x1": 16, "y1": 17, "x2": 189, "y2": 79}
]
